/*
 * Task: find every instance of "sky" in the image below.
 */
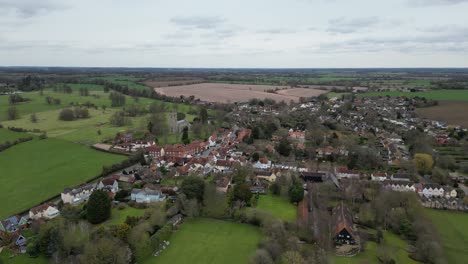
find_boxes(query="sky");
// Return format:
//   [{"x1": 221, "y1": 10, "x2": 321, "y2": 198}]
[{"x1": 1, "y1": 0, "x2": 468, "y2": 68}]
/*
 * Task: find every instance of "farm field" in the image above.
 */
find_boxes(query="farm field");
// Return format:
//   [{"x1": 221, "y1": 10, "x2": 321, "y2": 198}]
[
  {"x1": 0, "y1": 128, "x2": 31, "y2": 144},
  {"x1": 416, "y1": 101, "x2": 468, "y2": 127},
  {"x1": 276, "y1": 87, "x2": 328, "y2": 98},
  {"x1": 150, "y1": 82, "x2": 326, "y2": 103},
  {"x1": 356, "y1": 89, "x2": 468, "y2": 101},
  {"x1": 331, "y1": 231, "x2": 418, "y2": 264},
  {"x1": 143, "y1": 77, "x2": 205, "y2": 87},
  {"x1": 0, "y1": 138, "x2": 125, "y2": 219},
  {"x1": 426, "y1": 209, "x2": 468, "y2": 264},
  {"x1": 143, "y1": 218, "x2": 262, "y2": 264},
  {"x1": 255, "y1": 194, "x2": 297, "y2": 221}
]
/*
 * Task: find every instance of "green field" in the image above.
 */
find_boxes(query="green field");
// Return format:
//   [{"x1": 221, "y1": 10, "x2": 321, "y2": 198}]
[
  {"x1": 0, "y1": 138, "x2": 126, "y2": 218},
  {"x1": 144, "y1": 218, "x2": 262, "y2": 264},
  {"x1": 0, "y1": 250, "x2": 48, "y2": 264},
  {"x1": 106, "y1": 206, "x2": 148, "y2": 226},
  {"x1": 332, "y1": 231, "x2": 418, "y2": 264},
  {"x1": 426, "y1": 209, "x2": 468, "y2": 264},
  {"x1": 356, "y1": 89, "x2": 468, "y2": 101},
  {"x1": 255, "y1": 194, "x2": 297, "y2": 221},
  {"x1": 0, "y1": 128, "x2": 31, "y2": 144}
]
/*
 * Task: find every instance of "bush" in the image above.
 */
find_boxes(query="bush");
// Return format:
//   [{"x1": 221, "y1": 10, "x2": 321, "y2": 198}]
[{"x1": 59, "y1": 108, "x2": 75, "y2": 121}]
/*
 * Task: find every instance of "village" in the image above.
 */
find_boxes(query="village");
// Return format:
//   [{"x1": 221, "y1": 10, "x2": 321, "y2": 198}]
[{"x1": 1, "y1": 90, "x2": 467, "y2": 261}]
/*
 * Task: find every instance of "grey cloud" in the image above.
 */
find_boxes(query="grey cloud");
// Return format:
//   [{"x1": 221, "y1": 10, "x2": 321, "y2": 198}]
[
  {"x1": 0, "y1": 0, "x2": 65, "y2": 18},
  {"x1": 327, "y1": 16, "x2": 380, "y2": 33},
  {"x1": 256, "y1": 28, "x2": 296, "y2": 34},
  {"x1": 170, "y1": 16, "x2": 225, "y2": 29}
]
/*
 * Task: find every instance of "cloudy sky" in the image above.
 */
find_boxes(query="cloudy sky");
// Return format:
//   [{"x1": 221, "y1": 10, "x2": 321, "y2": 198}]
[{"x1": 1, "y1": 0, "x2": 468, "y2": 68}]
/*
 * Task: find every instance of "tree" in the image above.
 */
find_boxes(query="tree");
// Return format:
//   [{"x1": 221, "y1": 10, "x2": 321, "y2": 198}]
[
  {"x1": 181, "y1": 176, "x2": 205, "y2": 201},
  {"x1": 6, "y1": 106, "x2": 19, "y2": 120},
  {"x1": 110, "y1": 111, "x2": 129, "y2": 127},
  {"x1": 252, "y1": 152, "x2": 260, "y2": 162},
  {"x1": 109, "y1": 92, "x2": 126, "y2": 107},
  {"x1": 80, "y1": 237, "x2": 131, "y2": 264},
  {"x1": 432, "y1": 167, "x2": 449, "y2": 185},
  {"x1": 251, "y1": 249, "x2": 274, "y2": 264},
  {"x1": 30, "y1": 113, "x2": 38, "y2": 123},
  {"x1": 289, "y1": 182, "x2": 304, "y2": 203},
  {"x1": 280, "y1": 251, "x2": 305, "y2": 264},
  {"x1": 199, "y1": 107, "x2": 208, "y2": 124},
  {"x1": 276, "y1": 138, "x2": 292, "y2": 157},
  {"x1": 182, "y1": 126, "x2": 190, "y2": 144},
  {"x1": 233, "y1": 183, "x2": 253, "y2": 203},
  {"x1": 414, "y1": 153, "x2": 434, "y2": 175},
  {"x1": 87, "y1": 190, "x2": 111, "y2": 224},
  {"x1": 59, "y1": 108, "x2": 75, "y2": 121}
]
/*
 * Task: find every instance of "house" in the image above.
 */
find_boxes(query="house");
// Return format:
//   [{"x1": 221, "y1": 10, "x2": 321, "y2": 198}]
[
  {"x1": 209, "y1": 134, "x2": 217, "y2": 147},
  {"x1": 288, "y1": 130, "x2": 305, "y2": 141},
  {"x1": 332, "y1": 202, "x2": 358, "y2": 245},
  {"x1": 237, "y1": 128, "x2": 252, "y2": 142},
  {"x1": 253, "y1": 158, "x2": 271, "y2": 170},
  {"x1": 383, "y1": 181, "x2": 418, "y2": 193},
  {"x1": 391, "y1": 173, "x2": 411, "y2": 182},
  {"x1": 96, "y1": 176, "x2": 120, "y2": 194},
  {"x1": 335, "y1": 167, "x2": 360, "y2": 180},
  {"x1": 300, "y1": 171, "x2": 326, "y2": 182},
  {"x1": 216, "y1": 176, "x2": 232, "y2": 193},
  {"x1": 29, "y1": 204, "x2": 60, "y2": 220},
  {"x1": 250, "y1": 177, "x2": 267, "y2": 194},
  {"x1": 0, "y1": 215, "x2": 28, "y2": 233},
  {"x1": 147, "y1": 144, "x2": 165, "y2": 159},
  {"x1": 420, "y1": 184, "x2": 445, "y2": 198},
  {"x1": 61, "y1": 185, "x2": 95, "y2": 204},
  {"x1": 131, "y1": 188, "x2": 166, "y2": 203},
  {"x1": 443, "y1": 187, "x2": 458, "y2": 199},
  {"x1": 371, "y1": 172, "x2": 388, "y2": 181},
  {"x1": 255, "y1": 169, "x2": 280, "y2": 183},
  {"x1": 12, "y1": 233, "x2": 27, "y2": 247},
  {"x1": 215, "y1": 159, "x2": 232, "y2": 173}
]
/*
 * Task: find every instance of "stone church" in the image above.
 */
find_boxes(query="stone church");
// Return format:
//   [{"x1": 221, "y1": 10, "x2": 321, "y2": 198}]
[{"x1": 169, "y1": 112, "x2": 191, "y2": 133}]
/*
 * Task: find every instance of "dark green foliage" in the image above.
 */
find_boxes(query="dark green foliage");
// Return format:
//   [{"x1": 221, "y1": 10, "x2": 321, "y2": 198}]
[
  {"x1": 233, "y1": 183, "x2": 253, "y2": 203},
  {"x1": 288, "y1": 181, "x2": 304, "y2": 203},
  {"x1": 182, "y1": 126, "x2": 190, "y2": 144},
  {"x1": 181, "y1": 176, "x2": 205, "y2": 201},
  {"x1": 110, "y1": 111, "x2": 130, "y2": 127},
  {"x1": 58, "y1": 108, "x2": 75, "y2": 121},
  {"x1": 8, "y1": 94, "x2": 29, "y2": 104},
  {"x1": 252, "y1": 152, "x2": 260, "y2": 162},
  {"x1": 177, "y1": 112, "x2": 186, "y2": 121},
  {"x1": 276, "y1": 138, "x2": 292, "y2": 157},
  {"x1": 115, "y1": 190, "x2": 129, "y2": 201},
  {"x1": 109, "y1": 91, "x2": 126, "y2": 107},
  {"x1": 6, "y1": 106, "x2": 19, "y2": 120},
  {"x1": 87, "y1": 190, "x2": 112, "y2": 224},
  {"x1": 199, "y1": 107, "x2": 208, "y2": 124}
]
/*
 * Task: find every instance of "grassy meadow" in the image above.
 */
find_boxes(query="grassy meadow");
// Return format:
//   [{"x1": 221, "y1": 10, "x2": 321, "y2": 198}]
[
  {"x1": 426, "y1": 209, "x2": 468, "y2": 264},
  {"x1": 0, "y1": 138, "x2": 125, "y2": 218},
  {"x1": 255, "y1": 194, "x2": 297, "y2": 221},
  {"x1": 0, "y1": 128, "x2": 31, "y2": 144},
  {"x1": 143, "y1": 218, "x2": 262, "y2": 264},
  {"x1": 106, "y1": 206, "x2": 148, "y2": 226}
]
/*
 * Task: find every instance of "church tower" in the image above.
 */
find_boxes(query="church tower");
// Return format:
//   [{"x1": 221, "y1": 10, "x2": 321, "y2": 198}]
[{"x1": 169, "y1": 112, "x2": 178, "y2": 133}]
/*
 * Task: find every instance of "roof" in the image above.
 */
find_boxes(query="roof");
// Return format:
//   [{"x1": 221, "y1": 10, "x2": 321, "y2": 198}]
[
  {"x1": 332, "y1": 202, "x2": 356, "y2": 239},
  {"x1": 30, "y1": 203, "x2": 55, "y2": 215}
]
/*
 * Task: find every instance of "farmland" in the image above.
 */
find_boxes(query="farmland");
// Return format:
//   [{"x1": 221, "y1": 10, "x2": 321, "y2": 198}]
[
  {"x1": 150, "y1": 82, "x2": 328, "y2": 103},
  {"x1": 143, "y1": 218, "x2": 262, "y2": 264},
  {"x1": 0, "y1": 138, "x2": 125, "y2": 218},
  {"x1": 356, "y1": 89, "x2": 468, "y2": 101},
  {"x1": 255, "y1": 194, "x2": 297, "y2": 221},
  {"x1": 426, "y1": 209, "x2": 468, "y2": 264},
  {"x1": 0, "y1": 128, "x2": 31, "y2": 144},
  {"x1": 416, "y1": 101, "x2": 468, "y2": 127},
  {"x1": 276, "y1": 87, "x2": 328, "y2": 98}
]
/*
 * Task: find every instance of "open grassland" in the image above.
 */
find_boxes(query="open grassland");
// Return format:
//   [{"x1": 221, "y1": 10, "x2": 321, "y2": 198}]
[
  {"x1": 356, "y1": 89, "x2": 468, "y2": 101},
  {"x1": 91, "y1": 75, "x2": 149, "y2": 91},
  {"x1": 256, "y1": 194, "x2": 297, "y2": 221},
  {"x1": 0, "y1": 128, "x2": 31, "y2": 144},
  {"x1": 58, "y1": 83, "x2": 105, "y2": 91},
  {"x1": 0, "y1": 138, "x2": 125, "y2": 219},
  {"x1": 426, "y1": 209, "x2": 468, "y2": 264},
  {"x1": 331, "y1": 231, "x2": 418, "y2": 264},
  {"x1": 150, "y1": 82, "x2": 329, "y2": 103},
  {"x1": 143, "y1": 218, "x2": 262, "y2": 264},
  {"x1": 416, "y1": 101, "x2": 468, "y2": 127}
]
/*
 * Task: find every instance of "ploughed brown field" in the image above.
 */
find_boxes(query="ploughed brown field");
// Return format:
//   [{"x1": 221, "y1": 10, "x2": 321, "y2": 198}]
[
  {"x1": 416, "y1": 101, "x2": 468, "y2": 127},
  {"x1": 143, "y1": 78, "x2": 204, "y2": 87},
  {"x1": 148, "y1": 82, "x2": 328, "y2": 103}
]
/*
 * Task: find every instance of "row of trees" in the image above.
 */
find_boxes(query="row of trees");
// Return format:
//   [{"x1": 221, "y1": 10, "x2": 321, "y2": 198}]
[{"x1": 58, "y1": 108, "x2": 90, "y2": 121}]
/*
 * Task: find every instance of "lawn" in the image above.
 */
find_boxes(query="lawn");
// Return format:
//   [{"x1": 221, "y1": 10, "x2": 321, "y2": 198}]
[
  {"x1": 426, "y1": 209, "x2": 468, "y2": 264},
  {"x1": 331, "y1": 231, "x2": 418, "y2": 264},
  {"x1": 356, "y1": 89, "x2": 468, "y2": 101},
  {"x1": 0, "y1": 128, "x2": 31, "y2": 144},
  {"x1": 255, "y1": 194, "x2": 297, "y2": 221},
  {"x1": 143, "y1": 218, "x2": 262, "y2": 264},
  {"x1": 0, "y1": 250, "x2": 48, "y2": 264},
  {"x1": 106, "y1": 206, "x2": 148, "y2": 226},
  {"x1": 0, "y1": 138, "x2": 126, "y2": 219}
]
